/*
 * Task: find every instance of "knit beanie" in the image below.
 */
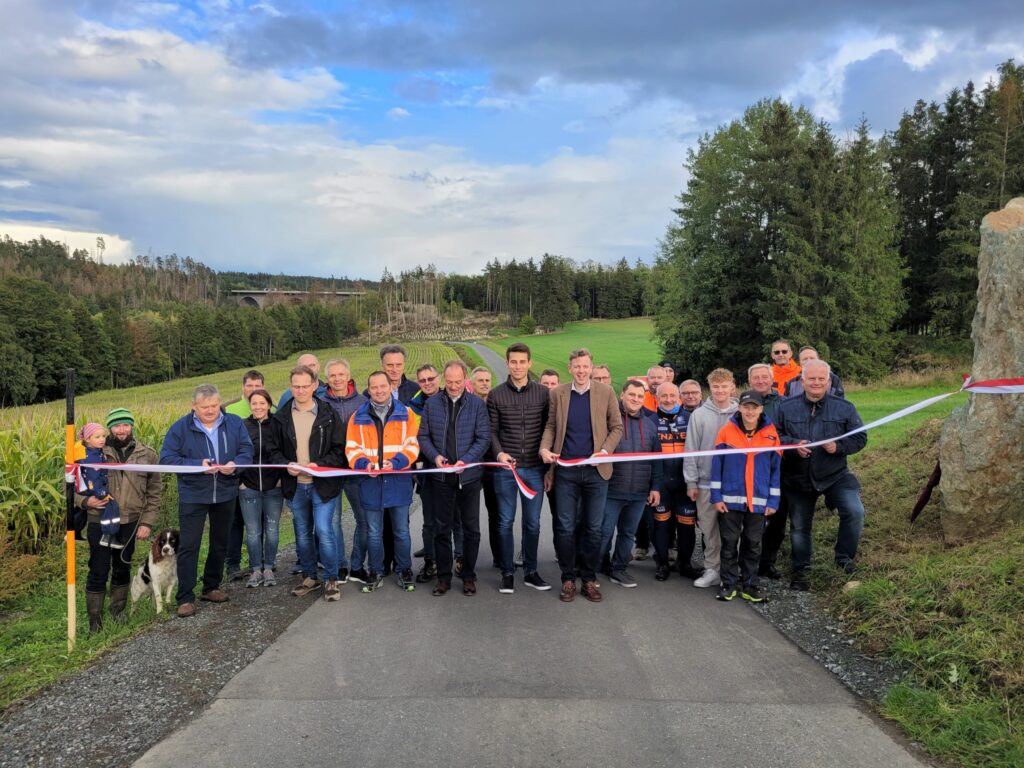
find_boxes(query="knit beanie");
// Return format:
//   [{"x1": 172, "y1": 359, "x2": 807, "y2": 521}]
[
  {"x1": 106, "y1": 407, "x2": 135, "y2": 429},
  {"x1": 79, "y1": 422, "x2": 106, "y2": 443}
]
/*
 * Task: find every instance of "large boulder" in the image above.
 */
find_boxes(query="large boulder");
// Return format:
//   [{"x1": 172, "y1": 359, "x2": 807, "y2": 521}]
[{"x1": 938, "y1": 197, "x2": 1024, "y2": 543}]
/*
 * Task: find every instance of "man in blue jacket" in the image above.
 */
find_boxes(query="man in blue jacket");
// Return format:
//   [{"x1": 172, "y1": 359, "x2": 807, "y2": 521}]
[
  {"x1": 774, "y1": 359, "x2": 867, "y2": 591},
  {"x1": 160, "y1": 384, "x2": 254, "y2": 618},
  {"x1": 418, "y1": 360, "x2": 491, "y2": 596},
  {"x1": 600, "y1": 380, "x2": 662, "y2": 589}
]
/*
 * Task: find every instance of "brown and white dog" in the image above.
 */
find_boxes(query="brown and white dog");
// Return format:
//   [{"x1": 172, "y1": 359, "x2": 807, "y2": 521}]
[{"x1": 131, "y1": 528, "x2": 180, "y2": 614}]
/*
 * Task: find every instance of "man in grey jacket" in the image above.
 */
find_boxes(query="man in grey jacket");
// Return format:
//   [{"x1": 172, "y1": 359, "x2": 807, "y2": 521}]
[{"x1": 683, "y1": 368, "x2": 738, "y2": 588}]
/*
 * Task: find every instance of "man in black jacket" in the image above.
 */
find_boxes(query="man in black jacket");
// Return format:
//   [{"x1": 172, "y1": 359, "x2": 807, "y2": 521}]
[
  {"x1": 487, "y1": 343, "x2": 552, "y2": 593},
  {"x1": 774, "y1": 359, "x2": 867, "y2": 591},
  {"x1": 271, "y1": 366, "x2": 347, "y2": 602}
]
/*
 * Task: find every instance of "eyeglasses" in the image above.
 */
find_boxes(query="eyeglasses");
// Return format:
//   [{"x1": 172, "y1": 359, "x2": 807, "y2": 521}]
[{"x1": 418, "y1": 375, "x2": 438, "y2": 384}]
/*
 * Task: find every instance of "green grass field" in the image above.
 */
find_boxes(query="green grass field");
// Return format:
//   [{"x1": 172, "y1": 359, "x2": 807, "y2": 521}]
[{"x1": 483, "y1": 317, "x2": 662, "y2": 389}]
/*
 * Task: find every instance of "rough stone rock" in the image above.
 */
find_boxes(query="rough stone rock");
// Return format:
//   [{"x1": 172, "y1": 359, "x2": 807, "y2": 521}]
[{"x1": 939, "y1": 197, "x2": 1024, "y2": 543}]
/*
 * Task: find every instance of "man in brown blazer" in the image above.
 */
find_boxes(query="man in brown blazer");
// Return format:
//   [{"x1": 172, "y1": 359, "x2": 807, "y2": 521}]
[{"x1": 541, "y1": 348, "x2": 623, "y2": 603}]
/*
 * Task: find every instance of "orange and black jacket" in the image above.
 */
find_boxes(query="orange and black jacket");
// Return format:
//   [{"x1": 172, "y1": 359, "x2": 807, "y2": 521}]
[{"x1": 710, "y1": 413, "x2": 781, "y2": 514}]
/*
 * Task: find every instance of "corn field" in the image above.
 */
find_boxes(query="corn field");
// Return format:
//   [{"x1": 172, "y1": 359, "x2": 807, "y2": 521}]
[{"x1": 0, "y1": 341, "x2": 466, "y2": 554}]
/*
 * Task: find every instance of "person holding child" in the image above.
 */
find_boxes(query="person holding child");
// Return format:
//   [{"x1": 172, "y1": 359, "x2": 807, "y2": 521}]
[{"x1": 74, "y1": 408, "x2": 161, "y2": 633}]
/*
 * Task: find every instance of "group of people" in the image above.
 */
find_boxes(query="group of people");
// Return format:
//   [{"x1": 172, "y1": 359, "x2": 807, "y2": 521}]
[{"x1": 76, "y1": 338, "x2": 868, "y2": 626}]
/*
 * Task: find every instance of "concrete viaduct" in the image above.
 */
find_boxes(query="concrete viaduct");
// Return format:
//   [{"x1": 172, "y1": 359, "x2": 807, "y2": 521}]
[{"x1": 231, "y1": 289, "x2": 366, "y2": 308}]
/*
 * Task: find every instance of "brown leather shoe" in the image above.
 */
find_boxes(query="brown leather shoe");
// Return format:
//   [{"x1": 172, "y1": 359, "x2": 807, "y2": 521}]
[
  {"x1": 581, "y1": 581, "x2": 602, "y2": 603},
  {"x1": 432, "y1": 579, "x2": 451, "y2": 596},
  {"x1": 176, "y1": 603, "x2": 195, "y2": 618},
  {"x1": 462, "y1": 579, "x2": 477, "y2": 596},
  {"x1": 560, "y1": 580, "x2": 576, "y2": 603},
  {"x1": 200, "y1": 589, "x2": 230, "y2": 603}
]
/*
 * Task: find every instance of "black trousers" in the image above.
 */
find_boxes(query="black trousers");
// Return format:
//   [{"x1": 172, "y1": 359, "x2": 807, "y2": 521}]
[
  {"x1": 86, "y1": 521, "x2": 137, "y2": 592},
  {"x1": 759, "y1": 495, "x2": 789, "y2": 568},
  {"x1": 432, "y1": 477, "x2": 481, "y2": 581},
  {"x1": 176, "y1": 499, "x2": 234, "y2": 605},
  {"x1": 719, "y1": 509, "x2": 765, "y2": 588},
  {"x1": 482, "y1": 468, "x2": 500, "y2": 566}
]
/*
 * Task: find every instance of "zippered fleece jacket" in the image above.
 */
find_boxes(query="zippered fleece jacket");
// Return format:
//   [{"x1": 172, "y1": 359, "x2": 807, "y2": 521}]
[
  {"x1": 683, "y1": 398, "x2": 738, "y2": 490},
  {"x1": 710, "y1": 412, "x2": 781, "y2": 514},
  {"x1": 160, "y1": 413, "x2": 253, "y2": 504},
  {"x1": 269, "y1": 397, "x2": 346, "y2": 501}
]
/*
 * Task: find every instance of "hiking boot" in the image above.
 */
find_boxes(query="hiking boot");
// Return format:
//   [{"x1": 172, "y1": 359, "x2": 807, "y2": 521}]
[
  {"x1": 523, "y1": 571, "x2": 551, "y2": 591},
  {"x1": 609, "y1": 570, "x2": 638, "y2": 588},
  {"x1": 741, "y1": 584, "x2": 766, "y2": 603},
  {"x1": 632, "y1": 547, "x2": 648, "y2": 561},
  {"x1": 246, "y1": 570, "x2": 263, "y2": 588},
  {"x1": 324, "y1": 580, "x2": 341, "y2": 602},
  {"x1": 432, "y1": 578, "x2": 451, "y2": 596},
  {"x1": 693, "y1": 568, "x2": 720, "y2": 588},
  {"x1": 581, "y1": 581, "x2": 602, "y2": 603},
  {"x1": 291, "y1": 577, "x2": 323, "y2": 597},
  {"x1": 397, "y1": 569, "x2": 416, "y2": 592},
  {"x1": 716, "y1": 584, "x2": 737, "y2": 602},
  {"x1": 790, "y1": 571, "x2": 811, "y2": 592},
  {"x1": 559, "y1": 580, "x2": 576, "y2": 603},
  {"x1": 200, "y1": 589, "x2": 229, "y2": 603},
  {"x1": 415, "y1": 559, "x2": 437, "y2": 583},
  {"x1": 499, "y1": 574, "x2": 515, "y2": 594},
  {"x1": 262, "y1": 568, "x2": 277, "y2": 587},
  {"x1": 758, "y1": 563, "x2": 782, "y2": 580},
  {"x1": 655, "y1": 563, "x2": 670, "y2": 581},
  {"x1": 348, "y1": 568, "x2": 369, "y2": 584},
  {"x1": 361, "y1": 572, "x2": 384, "y2": 593}
]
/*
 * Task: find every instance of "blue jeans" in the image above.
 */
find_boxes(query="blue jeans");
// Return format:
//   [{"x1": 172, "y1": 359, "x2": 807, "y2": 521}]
[
  {"x1": 787, "y1": 473, "x2": 864, "y2": 571},
  {"x1": 238, "y1": 487, "x2": 283, "y2": 571},
  {"x1": 289, "y1": 483, "x2": 339, "y2": 579},
  {"x1": 343, "y1": 479, "x2": 368, "y2": 571},
  {"x1": 553, "y1": 465, "x2": 608, "y2": 582},
  {"x1": 600, "y1": 497, "x2": 647, "y2": 572},
  {"x1": 366, "y1": 505, "x2": 412, "y2": 575},
  {"x1": 331, "y1": 497, "x2": 349, "y2": 571},
  {"x1": 494, "y1": 465, "x2": 544, "y2": 576}
]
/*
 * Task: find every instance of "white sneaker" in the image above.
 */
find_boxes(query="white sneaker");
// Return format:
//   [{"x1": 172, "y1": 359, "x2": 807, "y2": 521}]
[{"x1": 693, "y1": 568, "x2": 720, "y2": 588}]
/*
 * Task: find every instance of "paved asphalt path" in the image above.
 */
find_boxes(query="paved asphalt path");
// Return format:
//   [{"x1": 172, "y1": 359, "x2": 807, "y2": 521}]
[
  {"x1": 466, "y1": 341, "x2": 509, "y2": 380},
  {"x1": 135, "y1": 498, "x2": 927, "y2": 768}
]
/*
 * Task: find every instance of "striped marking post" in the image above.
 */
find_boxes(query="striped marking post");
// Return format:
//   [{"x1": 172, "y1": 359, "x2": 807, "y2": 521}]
[{"x1": 64, "y1": 369, "x2": 76, "y2": 651}]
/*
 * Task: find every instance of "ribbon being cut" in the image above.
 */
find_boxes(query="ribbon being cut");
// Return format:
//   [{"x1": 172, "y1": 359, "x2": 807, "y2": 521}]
[{"x1": 67, "y1": 376, "x2": 1024, "y2": 497}]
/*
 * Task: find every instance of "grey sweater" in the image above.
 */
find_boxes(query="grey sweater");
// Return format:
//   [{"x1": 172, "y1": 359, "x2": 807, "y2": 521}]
[{"x1": 683, "y1": 398, "x2": 738, "y2": 489}]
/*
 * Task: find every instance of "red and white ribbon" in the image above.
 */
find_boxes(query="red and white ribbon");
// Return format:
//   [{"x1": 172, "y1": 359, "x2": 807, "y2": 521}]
[{"x1": 65, "y1": 376, "x2": 1024, "y2": 493}]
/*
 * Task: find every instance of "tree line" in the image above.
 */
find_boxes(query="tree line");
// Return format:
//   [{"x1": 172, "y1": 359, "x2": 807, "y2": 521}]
[{"x1": 653, "y1": 60, "x2": 1023, "y2": 382}]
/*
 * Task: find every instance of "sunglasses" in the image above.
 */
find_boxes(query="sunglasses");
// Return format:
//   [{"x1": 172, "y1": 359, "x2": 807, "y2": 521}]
[{"x1": 418, "y1": 375, "x2": 438, "y2": 384}]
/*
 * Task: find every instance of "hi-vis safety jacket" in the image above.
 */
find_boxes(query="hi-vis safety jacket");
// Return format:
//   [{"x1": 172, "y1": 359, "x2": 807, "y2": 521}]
[
  {"x1": 710, "y1": 413, "x2": 781, "y2": 514},
  {"x1": 346, "y1": 398, "x2": 420, "y2": 510}
]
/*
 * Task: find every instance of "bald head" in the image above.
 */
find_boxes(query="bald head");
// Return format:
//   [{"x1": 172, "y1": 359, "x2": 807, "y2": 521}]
[{"x1": 656, "y1": 381, "x2": 680, "y2": 411}]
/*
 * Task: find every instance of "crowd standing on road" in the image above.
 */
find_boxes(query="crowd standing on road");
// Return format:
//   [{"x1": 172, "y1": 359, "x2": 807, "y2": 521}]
[{"x1": 77, "y1": 338, "x2": 868, "y2": 624}]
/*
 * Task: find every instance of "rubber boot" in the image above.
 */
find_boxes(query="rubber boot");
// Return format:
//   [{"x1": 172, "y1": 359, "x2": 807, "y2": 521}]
[
  {"x1": 86, "y1": 591, "x2": 105, "y2": 633},
  {"x1": 109, "y1": 584, "x2": 129, "y2": 623}
]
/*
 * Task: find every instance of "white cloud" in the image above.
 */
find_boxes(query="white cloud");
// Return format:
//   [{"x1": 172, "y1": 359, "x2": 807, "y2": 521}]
[
  {"x1": 0, "y1": 222, "x2": 134, "y2": 264},
  {"x1": 0, "y1": 180, "x2": 30, "y2": 189},
  {"x1": 387, "y1": 106, "x2": 411, "y2": 120}
]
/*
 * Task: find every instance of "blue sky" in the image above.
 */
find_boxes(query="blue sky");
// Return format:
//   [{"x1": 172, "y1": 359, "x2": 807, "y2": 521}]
[{"x1": 1, "y1": 0, "x2": 1022, "y2": 279}]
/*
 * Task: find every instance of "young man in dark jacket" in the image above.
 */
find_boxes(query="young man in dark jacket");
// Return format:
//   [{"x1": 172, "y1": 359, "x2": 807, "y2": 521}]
[
  {"x1": 599, "y1": 380, "x2": 662, "y2": 589},
  {"x1": 160, "y1": 384, "x2": 253, "y2": 618},
  {"x1": 487, "y1": 343, "x2": 552, "y2": 593},
  {"x1": 774, "y1": 359, "x2": 867, "y2": 591},
  {"x1": 270, "y1": 366, "x2": 347, "y2": 603},
  {"x1": 417, "y1": 360, "x2": 491, "y2": 596}
]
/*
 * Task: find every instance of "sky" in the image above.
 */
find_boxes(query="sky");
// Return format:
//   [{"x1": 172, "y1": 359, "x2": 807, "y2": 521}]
[{"x1": 1, "y1": 1, "x2": 1022, "y2": 280}]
